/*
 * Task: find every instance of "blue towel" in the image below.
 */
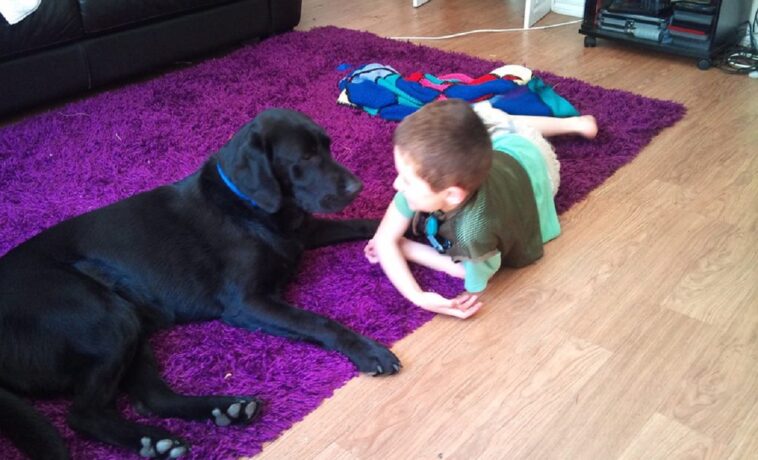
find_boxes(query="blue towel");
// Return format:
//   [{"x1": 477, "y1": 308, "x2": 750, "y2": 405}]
[
  {"x1": 527, "y1": 78, "x2": 579, "y2": 117},
  {"x1": 443, "y1": 79, "x2": 518, "y2": 101},
  {"x1": 379, "y1": 104, "x2": 418, "y2": 121},
  {"x1": 395, "y1": 77, "x2": 439, "y2": 104},
  {"x1": 346, "y1": 81, "x2": 397, "y2": 110},
  {"x1": 490, "y1": 88, "x2": 553, "y2": 117}
]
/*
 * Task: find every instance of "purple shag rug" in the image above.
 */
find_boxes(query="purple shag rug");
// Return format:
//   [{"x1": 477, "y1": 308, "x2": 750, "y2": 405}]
[{"x1": 0, "y1": 26, "x2": 684, "y2": 459}]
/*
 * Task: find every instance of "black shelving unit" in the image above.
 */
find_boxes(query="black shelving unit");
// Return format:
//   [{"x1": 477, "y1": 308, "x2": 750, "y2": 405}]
[{"x1": 579, "y1": 0, "x2": 751, "y2": 69}]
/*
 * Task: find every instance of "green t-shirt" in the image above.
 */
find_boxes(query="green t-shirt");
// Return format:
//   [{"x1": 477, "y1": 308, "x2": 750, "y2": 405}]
[
  {"x1": 392, "y1": 130, "x2": 560, "y2": 293},
  {"x1": 491, "y1": 133, "x2": 560, "y2": 242},
  {"x1": 393, "y1": 192, "x2": 503, "y2": 293}
]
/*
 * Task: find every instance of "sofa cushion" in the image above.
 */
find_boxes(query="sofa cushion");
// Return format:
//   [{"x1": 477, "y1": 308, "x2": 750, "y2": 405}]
[
  {"x1": 77, "y1": 0, "x2": 237, "y2": 34},
  {"x1": 0, "y1": 46, "x2": 90, "y2": 114},
  {"x1": 0, "y1": 0, "x2": 84, "y2": 59},
  {"x1": 85, "y1": 0, "x2": 269, "y2": 85}
]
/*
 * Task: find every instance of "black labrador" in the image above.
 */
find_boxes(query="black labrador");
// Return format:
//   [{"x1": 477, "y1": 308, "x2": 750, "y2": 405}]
[{"x1": 0, "y1": 108, "x2": 399, "y2": 460}]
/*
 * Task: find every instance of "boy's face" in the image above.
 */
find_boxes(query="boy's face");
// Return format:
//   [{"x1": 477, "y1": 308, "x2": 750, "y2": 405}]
[{"x1": 393, "y1": 147, "x2": 463, "y2": 213}]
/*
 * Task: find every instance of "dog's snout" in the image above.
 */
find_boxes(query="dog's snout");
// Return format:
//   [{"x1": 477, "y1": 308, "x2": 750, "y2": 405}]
[{"x1": 344, "y1": 176, "x2": 362, "y2": 195}]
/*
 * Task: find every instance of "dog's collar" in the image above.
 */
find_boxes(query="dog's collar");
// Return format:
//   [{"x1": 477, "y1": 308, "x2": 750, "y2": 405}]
[{"x1": 216, "y1": 162, "x2": 258, "y2": 207}]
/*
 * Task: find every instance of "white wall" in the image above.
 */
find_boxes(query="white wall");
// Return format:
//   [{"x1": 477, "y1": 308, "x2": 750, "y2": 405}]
[
  {"x1": 742, "y1": 0, "x2": 758, "y2": 46},
  {"x1": 551, "y1": 0, "x2": 585, "y2": 18}
]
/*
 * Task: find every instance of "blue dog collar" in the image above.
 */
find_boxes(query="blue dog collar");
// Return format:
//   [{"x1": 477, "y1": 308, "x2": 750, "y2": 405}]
[
  {"x1": 216, "y1": 162, "x2": 258, "y2": 207},
  {"x1": 425, "y1": 214, "x2": 451, "y2": 254}
]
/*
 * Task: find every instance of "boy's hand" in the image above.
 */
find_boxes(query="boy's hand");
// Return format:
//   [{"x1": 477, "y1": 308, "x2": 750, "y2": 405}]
[
  {"x1": 412, "y1": 291, "x2": 482, "y2": 319},
  {"x1": 364, "y1": 239, "x2": 379, "y2": 264}
]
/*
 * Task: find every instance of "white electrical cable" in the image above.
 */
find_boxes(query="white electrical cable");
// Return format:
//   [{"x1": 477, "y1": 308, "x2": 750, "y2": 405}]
[{"x1": 390, "y1": 19, "x2": 581, "y2": 41}]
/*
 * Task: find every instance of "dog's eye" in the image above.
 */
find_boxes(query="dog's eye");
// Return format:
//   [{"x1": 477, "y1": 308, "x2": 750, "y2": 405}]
[
  {"x1": 291, "y1": 165, "x2": 303, "y2": 179},
  {"x1": 302, "y1": 148, "x2": 317, "y2": 160}
]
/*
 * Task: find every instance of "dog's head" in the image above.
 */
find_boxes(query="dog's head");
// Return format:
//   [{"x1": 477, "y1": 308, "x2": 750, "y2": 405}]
[{"x1": 215, "y1": 109, "x2": 362, "y2": 214}]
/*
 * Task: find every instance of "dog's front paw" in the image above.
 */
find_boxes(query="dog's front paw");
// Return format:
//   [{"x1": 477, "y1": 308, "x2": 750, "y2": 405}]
[
  {"x1": 211, "y1": 397, "x2": 260, "y2": 427},
  {"x1": 349, "y1": 339, "x2": 401, "y2": 376},
  {"x1": 139, "y1": 436, "x2": 188, "y2": 459}
]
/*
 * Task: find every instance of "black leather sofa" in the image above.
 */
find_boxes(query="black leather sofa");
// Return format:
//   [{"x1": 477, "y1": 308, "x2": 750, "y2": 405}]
[{"x1": 0, "y1": 0, "x2": 302, "y2": 118}]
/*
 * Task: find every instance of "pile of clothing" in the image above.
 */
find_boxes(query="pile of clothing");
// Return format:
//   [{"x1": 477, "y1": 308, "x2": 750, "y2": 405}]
[{"x1": 337, "y1": 63, "x2": 579, "y2": 121}]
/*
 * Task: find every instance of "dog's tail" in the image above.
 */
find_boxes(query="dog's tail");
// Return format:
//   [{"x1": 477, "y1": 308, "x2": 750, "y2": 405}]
[{"x1": 0, "y1": 386, "x2": 69, "y2": 460}]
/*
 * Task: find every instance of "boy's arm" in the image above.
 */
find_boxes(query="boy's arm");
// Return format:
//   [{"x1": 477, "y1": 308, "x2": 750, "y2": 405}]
[
  {"x1": 372, "y1": 203, "x2": 425, "y2": 302},
  {"x1": 371, "y1": 203, "x2": 482, "y2": 319},
  {"x1": 399, "y1": 239, "x2": 466, "y2": 278}
]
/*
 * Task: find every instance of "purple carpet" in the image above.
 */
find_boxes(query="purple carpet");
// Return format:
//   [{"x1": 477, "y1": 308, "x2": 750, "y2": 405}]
[{"x1": 0, "y1": 26, "x2": 684, "y2": 459}]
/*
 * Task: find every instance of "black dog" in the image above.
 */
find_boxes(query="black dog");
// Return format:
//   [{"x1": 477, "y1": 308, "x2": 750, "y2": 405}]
[{"x1": 0, "y1": 109, "x2": 399, "y2": 459}]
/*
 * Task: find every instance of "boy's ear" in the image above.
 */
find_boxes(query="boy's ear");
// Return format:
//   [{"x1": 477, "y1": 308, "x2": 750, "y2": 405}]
[{"x1": 444, "y1": 186, "x2": 468, "y2": 207}]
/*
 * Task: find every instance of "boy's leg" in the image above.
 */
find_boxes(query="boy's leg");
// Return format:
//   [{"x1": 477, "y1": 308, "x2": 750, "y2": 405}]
[{"x1": 511, "y1": 114, "x2": 598, "y2": 139}]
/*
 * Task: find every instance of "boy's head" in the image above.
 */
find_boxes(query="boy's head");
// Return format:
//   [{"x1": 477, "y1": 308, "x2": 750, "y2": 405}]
[{"x1": 392, "y1": 99, "x2": 492, "y2": 213}]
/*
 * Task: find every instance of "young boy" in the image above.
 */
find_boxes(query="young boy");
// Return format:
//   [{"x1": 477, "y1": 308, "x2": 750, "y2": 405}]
[{"x1": 364, "y1": 98, "x2": 597, "y2": 319}]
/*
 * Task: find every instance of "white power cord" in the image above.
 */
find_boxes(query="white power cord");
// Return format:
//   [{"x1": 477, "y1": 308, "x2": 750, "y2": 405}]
[{"x1": 390, "y1": 19, "x2": 581, "y2": 41}]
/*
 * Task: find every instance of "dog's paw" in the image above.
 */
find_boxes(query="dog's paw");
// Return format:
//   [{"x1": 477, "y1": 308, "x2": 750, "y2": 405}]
[
  {"x1": 211, "y1": 397, "x2": 260, "y2": 427},
  {"x1": 139, "y1": 436, "x2": 188, "y2": 459},
  {"x1": 350, "y1": 340, "x2": 402, "y2": 376}
]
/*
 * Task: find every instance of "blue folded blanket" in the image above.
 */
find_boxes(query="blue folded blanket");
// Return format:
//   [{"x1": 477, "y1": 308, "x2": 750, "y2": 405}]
[{"x1": 338, "y1": 63, "x2": 579, "y2": 121}]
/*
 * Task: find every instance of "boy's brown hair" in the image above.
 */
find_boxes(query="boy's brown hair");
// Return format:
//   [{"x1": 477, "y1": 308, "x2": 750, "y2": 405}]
[{"x1": 393, "y1": 99, "x2": 492, "y2": 193}]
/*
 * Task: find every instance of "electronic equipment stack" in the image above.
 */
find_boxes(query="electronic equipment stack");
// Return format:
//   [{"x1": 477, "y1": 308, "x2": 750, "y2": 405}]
[{"x1": 579, "y1": 0, "x2": 752, "y2": 69}]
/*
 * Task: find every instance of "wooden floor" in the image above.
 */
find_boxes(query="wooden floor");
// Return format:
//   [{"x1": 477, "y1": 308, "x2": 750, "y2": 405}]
[{"x1": 257, "y1": 1, "x2": 758, "y2": 459}]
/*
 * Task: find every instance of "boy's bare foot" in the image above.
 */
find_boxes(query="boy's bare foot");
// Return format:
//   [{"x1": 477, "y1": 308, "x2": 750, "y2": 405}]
[{"x1": 576, "y1": 115, "x2": 598, "y2": 139}]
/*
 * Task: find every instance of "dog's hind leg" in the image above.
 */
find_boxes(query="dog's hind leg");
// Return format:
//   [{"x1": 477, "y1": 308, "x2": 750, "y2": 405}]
[
  {"x1": 66, "y1": 340, "x2": 190, "y2": 459},
  {"x1": 0, "y1": 386, "x2": 69, "y2": 460},
  {"x1": 1, "y1": 266, "x2": 189, "y2": 459},
  {"x1": 68, "y1": 400, "x2": 188, "y2": 459},
  {"x1": 124, "y1": 342, "x2": 260, "y2": 427},
  {"x1": 62, "y1": 297, "x2": 189, "y2": 458}
]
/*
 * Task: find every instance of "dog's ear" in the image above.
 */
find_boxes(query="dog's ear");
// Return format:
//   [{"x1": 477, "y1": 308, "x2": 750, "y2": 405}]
[{"x1": 218, "y1": 123, "x2": 282, "y2": 213}]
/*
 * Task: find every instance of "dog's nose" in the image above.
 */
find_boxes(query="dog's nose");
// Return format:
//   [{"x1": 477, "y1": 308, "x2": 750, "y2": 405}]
[{"x1": 344, "y1": 177, "x2": 363, "y2": 195}]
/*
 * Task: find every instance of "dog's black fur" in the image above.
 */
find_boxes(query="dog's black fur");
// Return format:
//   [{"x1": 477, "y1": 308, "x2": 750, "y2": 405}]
[{"x1": 0, "y1": 109, "x2": 399, "y2": 460}]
